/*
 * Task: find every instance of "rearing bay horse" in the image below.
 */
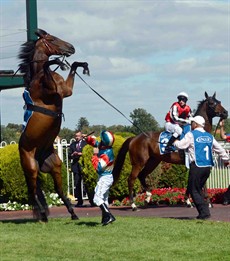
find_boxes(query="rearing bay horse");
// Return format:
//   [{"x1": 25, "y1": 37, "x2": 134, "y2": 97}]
[
  {"x1": 18, "y1": 29, "x2": 90, "y2": 222},
  {"x1": 113, "y1": 92, "x2": 228, "y2": 210}
]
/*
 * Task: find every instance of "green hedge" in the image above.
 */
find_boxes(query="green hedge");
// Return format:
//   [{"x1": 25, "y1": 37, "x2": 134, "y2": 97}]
[
  {"x1": 0, "y1": 144, "x2": 68, "y2": 204},
  {"x1": 0, "y1": 137, "x2": 189, "y2": 205}
]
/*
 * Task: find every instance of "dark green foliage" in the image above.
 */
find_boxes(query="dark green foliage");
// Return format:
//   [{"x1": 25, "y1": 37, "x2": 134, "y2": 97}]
[
  {"x1": 158, "y1": 162, "x2": 189, "y2": 188},
  {"x1": 76, "y1": 117, "x2": 90, "y2": 133},
  {"x1": 59, "y1": 127, "x2": 74, "y2": 141},
  {"x1": 0, "y1": 144, "x2": 68, "y2": 204},
  {"x1": 1, "y1": 124, "x2": 21, "y2": 143},
  {"x1": 38, "y1": 163, "x2": 68, "y2": 194},
  {"x1": 129, "y1": 108, "x2": 160, "y2": 134},
  {"x1": 223, "y1": 118, "x2": 230, "y2": 133}
]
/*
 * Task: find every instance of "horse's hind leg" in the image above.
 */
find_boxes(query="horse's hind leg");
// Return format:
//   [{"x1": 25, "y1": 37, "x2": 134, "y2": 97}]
[
  {"x1": 128, "y1": 165, "x2": 142, "y2": 211},
  {"x1": 43, "y1": 152, "x2": 79, "y2": 220},
  {"x1": 19, "y1": 148, "x2": 48, "y2": 222},
  {"x1": 138, "y1": 158, "x2": 160, "y2": 206}
]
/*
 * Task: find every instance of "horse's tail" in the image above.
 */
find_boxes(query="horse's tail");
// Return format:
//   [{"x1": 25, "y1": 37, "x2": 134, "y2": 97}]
[{"x1": 113, "y1": 137, "x2": 134, "y2": 184}]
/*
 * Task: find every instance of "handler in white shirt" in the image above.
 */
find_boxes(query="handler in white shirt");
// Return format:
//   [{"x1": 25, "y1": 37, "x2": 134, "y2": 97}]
[{"x1": 173, "y1": 115, "x2": 230, "y2": 220}]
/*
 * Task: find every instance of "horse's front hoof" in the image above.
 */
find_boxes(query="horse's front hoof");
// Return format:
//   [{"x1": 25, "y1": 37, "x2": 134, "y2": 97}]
[
  {"x1": 71, "y1": 214, "x2": 79, "y2": 220},
  {"x1": 40, "y1": 213, "x2": 48, "y2": 223},
  {"x1": 209, "y1": 203, "x2": 213, "y2": 208},
  {"x1": 144, "y1": 200, "x2": 150, "y2": 208}
]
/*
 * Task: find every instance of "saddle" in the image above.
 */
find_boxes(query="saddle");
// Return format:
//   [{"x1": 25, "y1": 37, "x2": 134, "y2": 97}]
[{"x1": 158, "y1": 124, "x2": 191, "y2": 155}]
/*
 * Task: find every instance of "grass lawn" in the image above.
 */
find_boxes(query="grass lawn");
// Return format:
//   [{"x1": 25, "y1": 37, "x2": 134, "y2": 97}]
[{"x1": 0, "y1": 216, "x2": 230, "y2": 261}]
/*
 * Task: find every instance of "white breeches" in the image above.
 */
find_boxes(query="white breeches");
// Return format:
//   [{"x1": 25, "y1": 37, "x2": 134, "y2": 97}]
[
  {"x1": 164, "y1": 122, "x2": 182, "y2": 138},
  {"x1": 93, "y1": 174, "x2": 113, "y2": 206}
]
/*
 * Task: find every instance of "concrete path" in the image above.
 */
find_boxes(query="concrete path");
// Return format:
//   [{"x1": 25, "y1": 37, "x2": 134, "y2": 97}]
[{"x1": 0, "y1": 203, "x2": 230, "y2": 222}]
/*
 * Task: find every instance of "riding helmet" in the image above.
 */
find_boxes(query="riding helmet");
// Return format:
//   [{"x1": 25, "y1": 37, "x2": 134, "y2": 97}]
[{"x1": 100, "y1": 130, "x2": 115, "y2": 146}]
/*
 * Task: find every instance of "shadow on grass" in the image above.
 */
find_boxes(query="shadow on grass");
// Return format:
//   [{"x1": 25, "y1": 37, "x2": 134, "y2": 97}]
[
  {"x1": 167, "y1": 216, "x2": 195, "y2": 220},
  {"x1": 0, "y1": 218, "x2": 37, "y2": 224},
  {"x1": 76, "y1": 221, "x2": 99, "y2": 227}
]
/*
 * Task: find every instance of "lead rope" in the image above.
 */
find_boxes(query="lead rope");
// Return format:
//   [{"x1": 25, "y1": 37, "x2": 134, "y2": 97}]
[{"x1": 65, "y1": 60, "x2": 149, "y2": 137}]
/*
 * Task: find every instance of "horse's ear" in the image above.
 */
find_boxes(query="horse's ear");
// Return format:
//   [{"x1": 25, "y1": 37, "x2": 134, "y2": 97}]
[
  {"x1": 212, "y1": 92, "x2": 216, "y2": 99},
  {"x1": 35, "y1": 28, "x2": 48, "y2": 38},
  {"x1": 205, "y1": 92, "x2": 209, "y2": 99}
]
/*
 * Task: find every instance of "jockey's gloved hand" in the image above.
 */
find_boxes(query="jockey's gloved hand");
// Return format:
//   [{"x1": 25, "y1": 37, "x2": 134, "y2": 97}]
[{"x1": 86, "y1": 136, "x2": 96, "y2": 146}]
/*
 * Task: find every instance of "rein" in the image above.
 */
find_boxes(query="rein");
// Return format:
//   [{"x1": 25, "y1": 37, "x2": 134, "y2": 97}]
[
  {"x1": 213, "y1": 118, "x2": 221, "y2": 138},
  {"x1": 65, "y1": 60, "x2": 150, "y2": 137}
]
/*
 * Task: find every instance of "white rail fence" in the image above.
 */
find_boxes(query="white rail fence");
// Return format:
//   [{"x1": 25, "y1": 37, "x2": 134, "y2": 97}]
[{"x1": 1, "y1": 140, "x2": 230, "y2": 193}]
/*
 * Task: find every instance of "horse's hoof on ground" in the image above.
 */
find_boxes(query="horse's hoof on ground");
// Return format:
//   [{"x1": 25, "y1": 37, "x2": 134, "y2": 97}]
[
  {"x1": 38, "y1": 217, "x2": 48, "y2": 223},
  {"x1": 40, "y1": 213, "x2": 48, "y2": 223},
  {"x1": 71, "y1": 214, "x2": 79, "y2": 220},
  {"x1": 132, "y1": 207, "x2": 138, "y2": 211},
  {"x1": 209, "y1": 203, "x2": 213, "y2": 208}
]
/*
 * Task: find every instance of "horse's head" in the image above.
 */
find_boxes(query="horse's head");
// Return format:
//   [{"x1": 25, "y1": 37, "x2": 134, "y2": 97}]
[
  {"x1": 35, "y1": 28, "x2": 75, "y2": 57},
  {"x1": 205, "y1": 92, "x2": 228, "y2": 119}
]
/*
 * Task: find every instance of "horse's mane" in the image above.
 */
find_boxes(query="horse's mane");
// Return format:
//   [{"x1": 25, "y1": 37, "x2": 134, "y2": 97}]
[
  {"x1": 18, "y1": 40, "x2": 36, "y2": 87},
  {"x1": 194, "y1": 99, "x2": 206, "y2": 115}
]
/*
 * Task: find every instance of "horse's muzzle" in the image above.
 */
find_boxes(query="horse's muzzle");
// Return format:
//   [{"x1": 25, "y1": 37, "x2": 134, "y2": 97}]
[
  {"x1": 220, "y1": 110, "x2": 228, "y2": 119},
  {"x1": 65, "y1": 45, "x2": 75, "y2": 57}
]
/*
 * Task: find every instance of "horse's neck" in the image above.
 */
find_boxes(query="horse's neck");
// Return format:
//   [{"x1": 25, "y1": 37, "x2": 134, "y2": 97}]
[
  {"x1": 196, "y1": 107, "x2": 212, "y2": 133},
  {"x1": 32, "y1": 50, "x2": 49, "y2": 75}
]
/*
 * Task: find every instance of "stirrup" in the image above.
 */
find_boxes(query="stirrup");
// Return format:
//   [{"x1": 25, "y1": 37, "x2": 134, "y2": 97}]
[{"x1": 164, "y1": 146, "x2": 174, "y2": 153}]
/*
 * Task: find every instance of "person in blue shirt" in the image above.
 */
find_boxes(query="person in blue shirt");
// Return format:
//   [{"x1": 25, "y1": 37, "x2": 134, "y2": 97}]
[
  {"x1": 173, "y1": 116, "x2": 229, "y2": 220},
  {"x1": 86, "y1": 130, "x2": 116, "y2": 226}
]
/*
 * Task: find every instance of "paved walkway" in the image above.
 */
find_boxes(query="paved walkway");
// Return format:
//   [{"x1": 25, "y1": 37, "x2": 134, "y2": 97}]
[{"x1": 1, "y1": 203, "x2": 230, "y2": 222}]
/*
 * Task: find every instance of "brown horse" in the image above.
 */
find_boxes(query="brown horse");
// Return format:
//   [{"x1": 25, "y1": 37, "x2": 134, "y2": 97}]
[
  {"x1": 113, "y1": 92, "x2": 228, "y2": 210},
  {"x1": 18, "y1": 29, "x2": 90, "y2": 222}
]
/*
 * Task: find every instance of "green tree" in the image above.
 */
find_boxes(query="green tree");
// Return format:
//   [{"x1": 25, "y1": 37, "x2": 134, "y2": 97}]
[
  {"x1": 89, "y1": 124, "x2": 106, "y2": 136},
  {"x1": 59, "y1": 127, "x2": 74, "y2": 142},
  {"x1": 76, "y1": 117, "x2": 89, "y2": 133},
  {"x1": 129, "y1": 108, "x2": 160, "y2": 135},
  {"x1": 6, "y1": 123, "x2": 22, "y2": 132},
  {"x1": 1, "y1": 125, "x2": 21, "y2": 143},
  {"x1": 224, "y1": 118, "x2": 230, "y2": 133}
]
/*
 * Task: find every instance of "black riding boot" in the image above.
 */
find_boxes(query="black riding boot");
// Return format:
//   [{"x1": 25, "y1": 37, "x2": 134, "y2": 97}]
[
  {"x1": 164, "y1": 136, "x2": 177, "y2": 153},
  {"x1": 99, "y1": 203, "x2": 116, "y2": 226},
  {"x1": 223, "y1": 185, "x2": 230, "y2": 205}
]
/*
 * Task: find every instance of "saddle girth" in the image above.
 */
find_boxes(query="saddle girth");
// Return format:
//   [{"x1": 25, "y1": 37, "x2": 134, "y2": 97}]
[{"x1": 25, "y1": 103, "x2": 64, "y2": 119}]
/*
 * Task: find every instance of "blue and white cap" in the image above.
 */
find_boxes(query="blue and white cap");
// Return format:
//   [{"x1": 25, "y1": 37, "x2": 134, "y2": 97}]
[{"x1": 100, "y1": 130, "x2": 115, "y2": 146}]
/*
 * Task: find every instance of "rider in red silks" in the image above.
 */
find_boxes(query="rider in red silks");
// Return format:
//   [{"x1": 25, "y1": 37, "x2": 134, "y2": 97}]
[
  {"x1": 164, "y1": 92, "x2": 193, "y2": 153},
  {"x1": 220, "y1": 119, "x2": 230, "y2": 205}
]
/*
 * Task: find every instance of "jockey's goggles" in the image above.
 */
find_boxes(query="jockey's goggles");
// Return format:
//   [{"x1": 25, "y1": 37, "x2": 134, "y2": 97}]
[{"x1": 178, "y1": 96, "x2": 188, "y2": 102}]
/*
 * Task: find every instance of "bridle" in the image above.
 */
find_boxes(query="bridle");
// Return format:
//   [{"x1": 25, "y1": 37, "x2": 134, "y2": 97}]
[{"x1": 206, "y1": 97, "x2": 222, "y2": 118}]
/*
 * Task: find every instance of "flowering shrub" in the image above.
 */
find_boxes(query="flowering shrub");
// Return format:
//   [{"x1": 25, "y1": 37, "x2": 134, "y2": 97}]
[
  {"x1": 112, "y1": 188, "x2": 227, "y2": 206},
  {"x1": 0, "y1": 201, "x2": 30, "y2": 211},
  {"x1": 0, "y1": 193, "x2": 63, "y2": 211},
  {"x1": 46, "y1": 193, "x2": 64, "y2": 207}
]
